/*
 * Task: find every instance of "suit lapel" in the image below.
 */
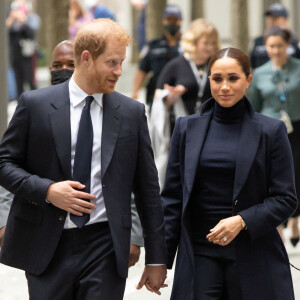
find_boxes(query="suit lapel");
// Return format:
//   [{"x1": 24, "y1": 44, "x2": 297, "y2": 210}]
[
  {"x1": 101, "y1": 93, "x2": 121, "y2": 178},
  {"x1": 185, "y1": 112, "x2": 212, "y2": 195},
  {"x1": 49, "y1": 83, "x2": 72, "y2": 179},
  {"x1": 233, "y1": 116, "x2": 262, "y2": 199}
]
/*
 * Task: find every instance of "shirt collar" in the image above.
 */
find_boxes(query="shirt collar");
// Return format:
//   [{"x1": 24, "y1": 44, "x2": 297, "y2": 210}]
[{"x1": 69, "y1": 76, "x2": 103, "y2": 108}]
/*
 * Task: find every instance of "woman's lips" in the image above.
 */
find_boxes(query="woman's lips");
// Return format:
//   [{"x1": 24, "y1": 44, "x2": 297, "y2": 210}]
[{"x1": 219, "y1": 94, "x2": 233, "y2": 99}]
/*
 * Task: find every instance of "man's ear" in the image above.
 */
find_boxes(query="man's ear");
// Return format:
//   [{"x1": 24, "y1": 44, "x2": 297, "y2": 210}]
[{"x1": 81, "y1": 50, "x2": 91, "y2": 65}]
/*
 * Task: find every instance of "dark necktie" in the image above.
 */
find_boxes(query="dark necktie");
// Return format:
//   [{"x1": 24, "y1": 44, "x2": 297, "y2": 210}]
[{"x1": 70, "y1": 96, "x2": 94, "y2": 228}]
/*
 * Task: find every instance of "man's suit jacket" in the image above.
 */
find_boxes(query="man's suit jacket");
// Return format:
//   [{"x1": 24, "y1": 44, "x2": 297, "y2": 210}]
[
  {"x1": 0, "y1": 82, "x2": 166, "y2": 278},
  {"x1": 162, "y1": 97, "x2": 297, "y2": 300}
]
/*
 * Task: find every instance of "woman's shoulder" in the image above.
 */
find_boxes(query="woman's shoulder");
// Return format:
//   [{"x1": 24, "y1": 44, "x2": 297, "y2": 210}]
[
  {"x1": 288, "y1": 56, "x2": 300, "y2": 64},
  {"x1": 165, "y1": 54, "x2": 186, "y2": 68},
  {"x1": 253, "y1": 112, "x2": 285, "y2": 134},
  {"x1": 287, "y1": 56, "x2": 300, "y2": 71},
  {"x1": 159, "y1": 55, "x2": 188, "y2": 79},
  {"x1": 253, "y1": 60, "x2": 272, "y2": 74},
  {"x1": 174, "y1": 113, "x2": 204, "y2": 132}
]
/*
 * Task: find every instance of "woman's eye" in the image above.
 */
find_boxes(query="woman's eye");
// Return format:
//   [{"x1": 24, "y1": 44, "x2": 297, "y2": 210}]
[
  {"x1": 212, "y1": 77, "x2": 222, "y2": 82},
  {"x1": 229, "y1": 76, "x2": 239, "y2": 81}
]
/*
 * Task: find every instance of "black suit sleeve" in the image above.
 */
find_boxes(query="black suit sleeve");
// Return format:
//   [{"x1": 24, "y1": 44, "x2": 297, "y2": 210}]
[
  {"x1": 132, "y1": 104, "x2": 167, "y2": 264},
  {"x1": 0, "y1": 93, "x2": 53, "y2": 206}
]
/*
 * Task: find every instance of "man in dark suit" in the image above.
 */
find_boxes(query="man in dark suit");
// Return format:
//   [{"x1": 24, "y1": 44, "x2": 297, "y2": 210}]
[
  {"x1": 0, "y1": 39, "x2": 144, "y2": 265},
  {"x1": 0, "y1": 19, "x2": 167, "y2": 299}
]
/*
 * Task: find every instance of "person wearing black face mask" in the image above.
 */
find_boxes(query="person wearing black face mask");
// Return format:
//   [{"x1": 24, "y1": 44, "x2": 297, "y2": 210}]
[
  {"x1": 132, "y1": 4, "x2": 182, "y2": 110},
  {"x1": 164, "y1": 24, "x2": 180, "y2": 37},
  {"x1": 50, "y1": 40, "x2": 75, "y2": 85}
]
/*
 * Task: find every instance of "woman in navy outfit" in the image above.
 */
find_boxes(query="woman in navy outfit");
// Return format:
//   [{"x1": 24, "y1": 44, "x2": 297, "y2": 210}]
[{"x1": 162, "y1": 47, "x2": 297, "y2": 300}]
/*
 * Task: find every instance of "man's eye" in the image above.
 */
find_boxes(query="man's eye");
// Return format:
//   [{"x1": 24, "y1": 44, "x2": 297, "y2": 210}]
[{"x1": 52, "y1": 64, "x2": 60, "y2": 69}]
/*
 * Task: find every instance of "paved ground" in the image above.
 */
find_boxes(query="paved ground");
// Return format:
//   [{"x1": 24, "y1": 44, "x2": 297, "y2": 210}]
[{"x1": 1, "y1": 63, "x2": 300, "y2": 299}]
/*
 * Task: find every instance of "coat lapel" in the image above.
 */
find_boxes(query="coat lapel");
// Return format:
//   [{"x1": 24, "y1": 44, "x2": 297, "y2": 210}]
[
  {"x1": 185, "y1": 111, "x2": 213, "y2": 195},
  {"x1": 49, "y1": 83, "x2": 72, "y2": 179},
  {"x1": 233, "y1": 115, "x2": 262, "y2": 200},
  {"x1": 101, "y1": 93, "x2": 121, "y2": 178}
]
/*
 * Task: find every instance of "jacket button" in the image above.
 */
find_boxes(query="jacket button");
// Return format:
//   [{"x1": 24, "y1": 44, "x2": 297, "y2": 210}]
[
  {"x1": 59, "y1": 215, "x2": 65, "y2": 221},
  {"x1": 102, "y1": 184, "x2": 106, "y2": 188},
  {"x1": 234, "y1": 200, "x2": 239, "y2": 206}
]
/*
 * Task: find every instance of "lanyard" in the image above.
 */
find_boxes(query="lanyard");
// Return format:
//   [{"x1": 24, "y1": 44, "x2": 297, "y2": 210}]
[
  {"x1": 184, "y1": 53, "x2": 208, "y2": 99},
  {"x1": 272, "y1": 63, "x2": 288, "y2": 104}
]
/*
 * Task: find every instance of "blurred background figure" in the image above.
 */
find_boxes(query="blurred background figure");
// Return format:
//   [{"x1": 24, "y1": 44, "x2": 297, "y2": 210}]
[
  {"x1": 68, "y1": 0, "x2": 93, "y2": 40},
  {"x1": 131, "y1": 0, "x2": 147, "y2": 51},
  {"x1": 131, "y1": 4, "x2": 182, "y2": 109},
  {"x1": 150, "y1": 18, "x2": 219, "y2": 189},
  {"x1": 50, "y1": 40, "x2": 75, "y2": 85},
  {"x1": 87, "y1": 0, "x2": 116, "y2": 20},
  {"x1": 156, "y1": 18, "x2": 220, "y2": 118},
  {"x1": 249, "y1": 2, "x2": 300, "y2": 69},
  {"x1": 248, "y1": 27, "x2": 300, "y2": 247},
  {"x1": 6, "y1": 0, "x2": 40, "y2": 98}
]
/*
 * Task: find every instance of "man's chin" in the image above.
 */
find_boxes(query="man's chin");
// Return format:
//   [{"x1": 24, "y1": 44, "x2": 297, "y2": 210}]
[
  {"x1": 103, "y1": 87, "x2": 115, "y2": 94},
  {"x1": 94, "y1": 86, "x2": 116, "y2": 94}
]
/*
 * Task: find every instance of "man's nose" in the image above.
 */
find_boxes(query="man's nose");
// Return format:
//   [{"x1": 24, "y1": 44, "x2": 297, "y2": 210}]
[{"x1": 113, "y1": 64, "x2": 122, "y2": 76}]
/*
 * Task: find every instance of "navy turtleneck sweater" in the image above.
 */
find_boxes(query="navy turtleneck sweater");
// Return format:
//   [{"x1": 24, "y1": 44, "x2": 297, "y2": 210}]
[{"x1": 190, "y1": 99, "x2": 245, "y2": 220}]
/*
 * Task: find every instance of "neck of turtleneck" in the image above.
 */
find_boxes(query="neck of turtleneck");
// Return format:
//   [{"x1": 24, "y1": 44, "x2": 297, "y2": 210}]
[{"x1": 213, "y1": 98, "x2": 245, "y2": 123}]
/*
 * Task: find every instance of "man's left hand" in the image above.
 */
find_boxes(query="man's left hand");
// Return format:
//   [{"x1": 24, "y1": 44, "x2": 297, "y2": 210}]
[
  {"x1": 129, "y1": 244, "x2": 141, "y2": 267},
  {"x1": 136, "y1": 265, "x2": 168, "y2": 295}
]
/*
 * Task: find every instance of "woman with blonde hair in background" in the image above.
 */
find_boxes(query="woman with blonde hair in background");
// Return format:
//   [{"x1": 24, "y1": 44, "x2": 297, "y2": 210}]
[
  {"x1": 156, "y1": 18, "x2": 220, "y2": 118},
  {"x1": 150, "y1": 19, "x2": 220, "y2": 188}
]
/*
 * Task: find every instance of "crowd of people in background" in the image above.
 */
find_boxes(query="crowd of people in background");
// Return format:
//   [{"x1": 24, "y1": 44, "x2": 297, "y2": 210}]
[
  {"x1": 5, "y1": 0, "x2": 115, "y2": 101},
  {"x1": 1, "y1": 1, "x2": 300, "y2": 299}
]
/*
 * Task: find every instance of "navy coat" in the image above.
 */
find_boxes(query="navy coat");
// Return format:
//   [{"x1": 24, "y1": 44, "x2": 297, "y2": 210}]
[{"x1": 162, "y1": 97, "x2": 297, "y2": 300}]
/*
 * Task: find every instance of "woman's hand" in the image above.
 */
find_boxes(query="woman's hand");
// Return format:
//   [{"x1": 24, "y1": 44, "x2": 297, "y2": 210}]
[
  {"x1": 164, "y1": 84, "x2": 187, "y2": 107},
  {"x1": 206, "y1": 215, "x2": 244, "y2": 246}
]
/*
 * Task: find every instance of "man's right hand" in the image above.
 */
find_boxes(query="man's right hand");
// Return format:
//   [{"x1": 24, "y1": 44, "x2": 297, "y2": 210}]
[
  {"x1": 136, "y1": 265, "x2": 168, "y2": 295},
  {"x1": 0, "y1": 226, "x2": 6, "y2": 248},
  {"x1": 46, "y1": 181, "x2": 96, "y2": 215}
]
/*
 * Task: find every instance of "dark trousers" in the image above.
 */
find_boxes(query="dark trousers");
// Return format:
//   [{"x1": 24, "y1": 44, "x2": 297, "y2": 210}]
[
  {"x1": 12, "y1": 55, "x2": 36, "y2": 98},
  {"x1": 191, "y1": 217, "x2": 242, "y2": 300},
  {"x1": 26, "y1": 222, "x2": 126, "y2": 300},
  {"x1": 194, "y1": 253, "x2": 242, "y2": 300}
]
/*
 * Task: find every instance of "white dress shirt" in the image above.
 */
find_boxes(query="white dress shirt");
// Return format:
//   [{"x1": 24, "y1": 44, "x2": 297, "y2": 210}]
[{"x1": 64, "y1": 76, "x2": 107, "y2": 229}]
